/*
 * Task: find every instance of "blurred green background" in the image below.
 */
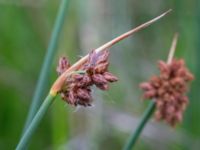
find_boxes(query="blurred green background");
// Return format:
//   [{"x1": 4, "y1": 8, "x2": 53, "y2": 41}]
[{"x1": 0, "y1": 0, "x2": 200, "y2": 149}]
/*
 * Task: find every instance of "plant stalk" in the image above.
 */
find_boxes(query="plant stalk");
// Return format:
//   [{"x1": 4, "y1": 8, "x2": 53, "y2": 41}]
[
  {"x1": 123, "y1": 101, "x2": 155, "y2": 150},
  {"x1": 24, "y1": 0, "x2": 70, "y2": 130},
  {"x1": 16, "y1": 94, "x2": 56, "y2": 150},
  {"x1": 123, "y1": 33, "x2": 178, "y2": 150}
]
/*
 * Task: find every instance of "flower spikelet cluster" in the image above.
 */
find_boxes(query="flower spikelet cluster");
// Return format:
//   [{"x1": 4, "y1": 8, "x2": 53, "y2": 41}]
[
  {"x1": 140, "y1": 59, "x2": 194, "y2": 126},
  {"x1": 56, "y1": 50, "x2": 118, "y2": 107}
]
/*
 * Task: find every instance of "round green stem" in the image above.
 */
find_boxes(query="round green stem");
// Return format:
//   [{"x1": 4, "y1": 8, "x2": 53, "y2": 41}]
[
  {"x1": 16, "y1": 94, "x2": 56, "y2": 150},
  {"x1": 123, "y1": 101, "x2": 156, "y2": 150},
  {"x1": 24, "y1": 0, "x2": 70, "y2": 130}
]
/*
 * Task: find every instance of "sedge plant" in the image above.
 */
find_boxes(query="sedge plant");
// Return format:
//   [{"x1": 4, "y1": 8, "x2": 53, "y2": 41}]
[{"x1": 16, "y1": 10, "x2": 171, "y2": 150}]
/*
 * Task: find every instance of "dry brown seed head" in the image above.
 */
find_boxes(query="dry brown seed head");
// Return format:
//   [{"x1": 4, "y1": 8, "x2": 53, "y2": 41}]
[
  {"x1": 56, "y1": 49, "x2": 117, "y2": 107},
  {"x1": 140, "y1": 59, "x2": 194, "y2": 126}
]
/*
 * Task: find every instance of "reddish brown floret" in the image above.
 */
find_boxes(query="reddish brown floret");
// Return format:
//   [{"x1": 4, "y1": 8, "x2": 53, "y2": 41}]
[{"x1": 140, "y1": 59, "x2": 194, "y2": 126}]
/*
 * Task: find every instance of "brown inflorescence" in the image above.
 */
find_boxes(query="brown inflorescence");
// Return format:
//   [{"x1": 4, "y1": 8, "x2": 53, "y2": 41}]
[
  {"x1": 56, "y1": 50, "x2": 118, "y2": 107},
  {"x1": 140, "y1": 59, "x2": 194, "y2": 126}
]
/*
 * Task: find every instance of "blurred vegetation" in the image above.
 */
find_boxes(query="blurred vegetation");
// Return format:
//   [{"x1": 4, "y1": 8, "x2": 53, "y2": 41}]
[{"x1": 0, "y1": 0, "x2": 200, "y2": 150}]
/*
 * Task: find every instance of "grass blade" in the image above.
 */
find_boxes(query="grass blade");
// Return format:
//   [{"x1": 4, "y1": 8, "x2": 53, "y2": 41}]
[
  {"x1": 16, "y1": 94, "x2": 56, "y2": 150},
  {"x1": 24, "y1": 0, "x2": 70, "y2": 130}
]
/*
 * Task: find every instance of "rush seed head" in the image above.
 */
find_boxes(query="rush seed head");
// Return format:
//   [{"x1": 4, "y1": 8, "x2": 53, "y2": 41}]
[
  {"x1": 57, "y1": 49, "x2": 118, "y2": 107},
  {"x1": 140, "y1": 59, "x2": 194, "y2": 126}
]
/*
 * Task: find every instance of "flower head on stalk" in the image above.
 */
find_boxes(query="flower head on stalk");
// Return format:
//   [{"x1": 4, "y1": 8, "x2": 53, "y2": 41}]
[
  {"x1": 140, "y1": 59, "x2": 194, "y2": 126},
  {"x1": 140, "y1": 34, "x2": 194, "y2": 126},
  {"x1": 56, "y1": 49, "x2": 118, "y2": 107}
]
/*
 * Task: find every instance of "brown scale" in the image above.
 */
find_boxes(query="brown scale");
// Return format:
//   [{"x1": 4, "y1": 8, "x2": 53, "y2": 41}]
[{"x1": 140, "y1": 59, "x2": 194, "y2": 126}]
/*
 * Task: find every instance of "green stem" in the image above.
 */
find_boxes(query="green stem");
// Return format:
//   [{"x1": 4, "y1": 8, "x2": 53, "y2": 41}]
[
  {"x1": 16, "y1": 94, "x2": 56, "y2": 150},
  {"x1": 24, "y1": 0, "x2": 70, "y2": 130},
  {"x1": 123, "y1": 101, "x2": 156, "y2": 150}
]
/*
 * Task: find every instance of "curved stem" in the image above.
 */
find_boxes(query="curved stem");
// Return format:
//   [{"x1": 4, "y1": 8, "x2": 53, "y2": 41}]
[
  {"x1": 24, "y1": 0, "x2": 70, "y2": 130},
  {"x1": 16, "y1": 94, "x2": 56, "y2": 150},
  {"x1": 123, "y1": 101, "x2": 155, "y2": 150}
]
